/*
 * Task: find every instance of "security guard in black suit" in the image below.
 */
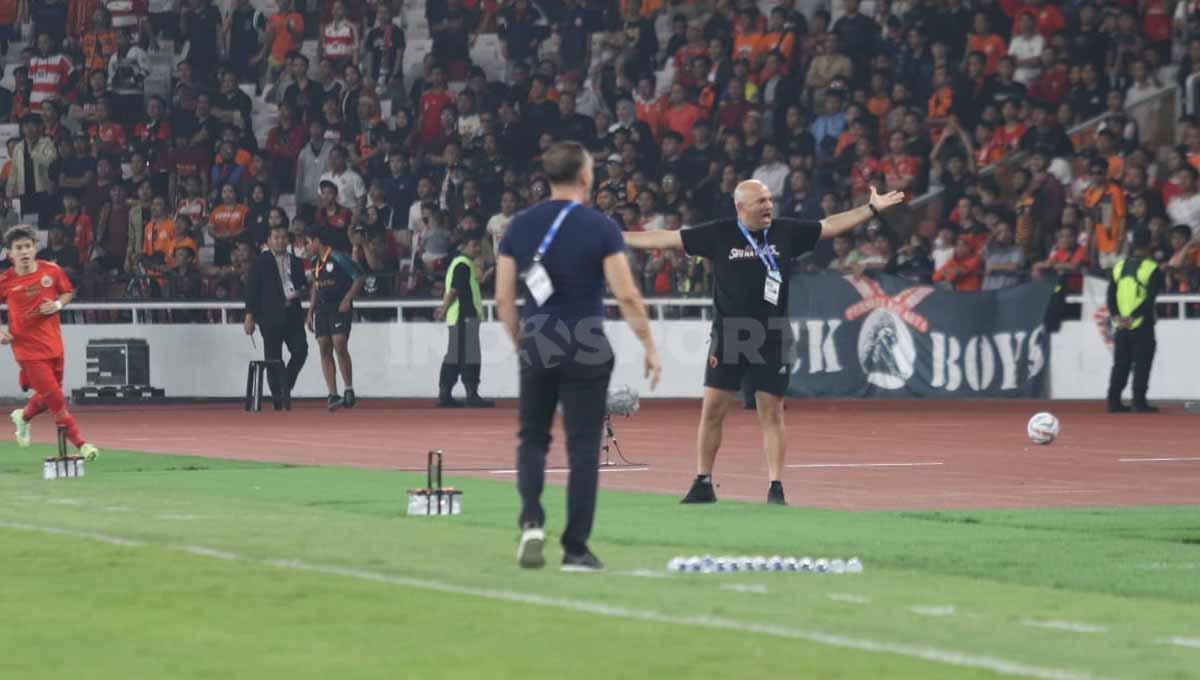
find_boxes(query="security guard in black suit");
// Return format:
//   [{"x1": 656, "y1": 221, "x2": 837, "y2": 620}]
[
  {"x1": 1106, "y1": 229, "x2": 1164, "y2": 413},
  {"x1": 244, "y1": 222, "x2": 309, "y2": 401}
]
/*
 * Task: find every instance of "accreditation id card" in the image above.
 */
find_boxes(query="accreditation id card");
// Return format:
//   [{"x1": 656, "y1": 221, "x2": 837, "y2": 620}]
[
  {"x1": 524, "y1": 261, "x2": 554, "y2": 306},
  {"x1": 764, "y1": 270, "x2": 781, "y2": 306}
]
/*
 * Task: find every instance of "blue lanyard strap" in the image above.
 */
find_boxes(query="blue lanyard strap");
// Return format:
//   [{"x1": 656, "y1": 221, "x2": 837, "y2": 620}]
[
  {"x1": 534, "y1": 201, "x2": 579, "y2": 262},
  {"x1": 736, "y1": 220, "x2": 778, "y2": 272}
]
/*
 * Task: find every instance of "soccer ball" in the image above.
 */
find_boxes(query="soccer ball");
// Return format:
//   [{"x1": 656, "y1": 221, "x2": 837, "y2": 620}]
[{"x1": 1027, "y1": 412, "x2": 1060, "y2": 445}]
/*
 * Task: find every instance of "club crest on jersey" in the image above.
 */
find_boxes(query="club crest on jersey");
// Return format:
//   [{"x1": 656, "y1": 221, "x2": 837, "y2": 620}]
[
  {"x1": 326, "y1": 262, "x2": 334, "y2": 272},
  {"x1": 40, "y1": 275, "x2": 52, "y2": 288},
  {"x1": 728, "y1": 245, "x2": 780, "y2": 261}
]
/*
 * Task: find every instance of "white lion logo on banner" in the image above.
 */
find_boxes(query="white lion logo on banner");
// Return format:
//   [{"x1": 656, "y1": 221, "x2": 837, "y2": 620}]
[{"x1": 843, "y1": 277, "x2": 935, "y2": 390}]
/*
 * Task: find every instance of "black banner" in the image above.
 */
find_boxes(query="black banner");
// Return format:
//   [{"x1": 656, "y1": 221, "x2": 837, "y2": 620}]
[{"x1": 786, "y1": 272, "x2": 1054, "y2": 398}]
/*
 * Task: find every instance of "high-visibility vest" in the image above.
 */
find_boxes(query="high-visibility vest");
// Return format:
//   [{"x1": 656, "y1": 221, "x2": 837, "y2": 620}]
[
  {"x1": 444, "y1": 254, "x2": 481, "y2": 325},
  {"x1": 1112, "y1": 257, "x2": 1157, "y2": 330}
]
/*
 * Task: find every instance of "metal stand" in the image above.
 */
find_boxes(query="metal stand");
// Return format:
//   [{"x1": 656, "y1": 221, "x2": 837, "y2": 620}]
[
  {"x1": 44, "y1": 426, "x2": 85, "y2": 480},
  {"x1": 600, "y1": 415, "x2": 643, "y2": 467}
]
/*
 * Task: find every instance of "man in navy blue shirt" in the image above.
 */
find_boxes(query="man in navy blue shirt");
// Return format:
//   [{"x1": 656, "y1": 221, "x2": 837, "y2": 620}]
[
  {"x1": 496, "y1": 141, "x2": 660, "y2": 572},
  {"x1": 306, "y1": 226, "x2": 365, "y2": 412},
  {"x1": 625, "y1": 182, "x2": 904, "y2": 505}
]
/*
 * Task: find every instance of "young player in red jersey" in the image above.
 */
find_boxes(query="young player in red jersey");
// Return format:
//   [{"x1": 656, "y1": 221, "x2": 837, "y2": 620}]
[{"x1": 0, "y1": 227, "x2": 98, "y2": 460}]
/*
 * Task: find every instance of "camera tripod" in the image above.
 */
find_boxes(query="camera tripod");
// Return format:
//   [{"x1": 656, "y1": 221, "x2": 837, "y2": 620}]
[{"x1": 600, "y1": 414, "x2": 643, "y2": 467}]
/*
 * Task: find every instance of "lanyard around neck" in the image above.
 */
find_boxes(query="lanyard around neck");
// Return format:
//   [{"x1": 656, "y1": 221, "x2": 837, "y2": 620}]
[{"x1": 736, "y1": 220, "x2": 778, "y2": 272}]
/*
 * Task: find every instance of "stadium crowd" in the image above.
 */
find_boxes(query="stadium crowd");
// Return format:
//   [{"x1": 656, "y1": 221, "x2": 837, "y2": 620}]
[{"x1": 0, "y1": 0, "x2": 1198, "y2": 306}]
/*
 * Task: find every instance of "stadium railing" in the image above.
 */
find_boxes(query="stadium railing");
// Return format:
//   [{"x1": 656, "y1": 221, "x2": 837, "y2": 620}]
[
  {"x1": 41, "y1": 298, "x2": 718, "y2": 325},
  {"x1": 22, "y1": 294, "x2": 1200, "y2": 325}
]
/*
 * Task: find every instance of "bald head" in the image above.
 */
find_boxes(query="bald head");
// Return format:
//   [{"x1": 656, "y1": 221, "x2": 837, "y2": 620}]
[{"x1": 734, "y1": 180, "x2": 774, "y2": 230}]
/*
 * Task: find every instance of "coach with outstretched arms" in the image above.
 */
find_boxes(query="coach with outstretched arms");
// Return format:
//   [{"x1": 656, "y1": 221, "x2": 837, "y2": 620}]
[
  {"x1": 495, "y1": 141, "x2": 661, "y2": 572},
  {"x1": 624, "y1": 181, "x2": 904, "y2": 505}
]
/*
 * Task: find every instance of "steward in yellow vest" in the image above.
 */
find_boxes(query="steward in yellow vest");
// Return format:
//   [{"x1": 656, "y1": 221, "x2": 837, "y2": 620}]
[
  {"x1": 435, "y1": 237, "x2": 494, "y2": 408},
  {"x1": 1105, "y1": 229, "x2": 1164, "y2": 413}
]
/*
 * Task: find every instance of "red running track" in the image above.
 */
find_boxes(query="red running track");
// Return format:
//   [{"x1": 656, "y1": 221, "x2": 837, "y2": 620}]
[{"x1": 50, "y1": 399, "x2": 1200, "y2": 511}]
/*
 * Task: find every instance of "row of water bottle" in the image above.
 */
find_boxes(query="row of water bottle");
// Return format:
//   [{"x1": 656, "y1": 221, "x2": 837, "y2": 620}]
[{"x1": 668, "y1": 555, "x2": 864, "y2": 574}]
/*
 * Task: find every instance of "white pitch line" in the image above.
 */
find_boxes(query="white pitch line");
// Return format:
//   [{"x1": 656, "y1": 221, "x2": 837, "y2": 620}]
[
  {"x1": 0, "y1": 520, "x2": 1110, "y2": 680},
  {"x1": 489, "y1": 467, "x2": 649, "y2": 474},
  {"x1": 1159, "y1": 637, "x2": 1200, "y2": 649},
  {"x1": 0, "y1": 520, "x2": 144, "y2": 547},
  {"x1": 615, "y1": 569, "x2": 671, "y2": 579},
  {"x1": 1020, "y1": 619, "x2": 1108, "y2": 634},
  {"x1": 721, "y1": 584, "x2": 769, "y2": 595},
  {"x1": 786, "y1": 462, "x2": 944, "y2": 469},
  {"x1": 910, "y1": 605, "x2": 957, "y2": 617},
  {"x1": 829, "y1": 593, "x2": 870, "y2": 605},
  {"x1": 182, "y1": 545, "x2": 240, "y2": 561},
  {"x1": 1118, "y1": 457, "x2": 1200, "y2": 463}
]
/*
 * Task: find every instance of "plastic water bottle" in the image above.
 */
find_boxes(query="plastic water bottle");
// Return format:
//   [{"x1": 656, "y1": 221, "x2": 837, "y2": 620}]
[
  {"x1": 846, "y1": 557, "x2": 864, "y2": 573},
  {"x1": 814, "y1": 558, "x2": 830, "y2": 573},
  {"x1": 767, "y1": 555, "x2": 783, "y2": 572},
  {"x1": 667, "y1": 557, "x2": 683, "y2": 572},
  {"x1": 685, "y1": 557, "x2": 701, "y2": 572},
  {"x1": 798, "y1": 557, "x2": 813, "y2": 572},
  {"x1": 830, "y1": 558, "x2": 846, "y2": 574},
  {"x1": 783, "y1": 557, "x2": 798, "y2": 571},
  {"x1": 751, "y1": 556, "x2": 767, "y2": 572}
]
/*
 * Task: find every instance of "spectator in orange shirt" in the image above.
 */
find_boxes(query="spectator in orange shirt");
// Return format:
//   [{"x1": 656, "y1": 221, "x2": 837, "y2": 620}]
[
  {"x1": 662, "y1": 83, "x2": 705, "y2": 147},
  {"x1": 759, "y1": 7, "x2": 796, "y2": 67},
  {"x1": 86, "y1": 98, "x2": 127, "y2": 157},
  {"x1": 926, "y1": 65, "x2": 955, "y2": 135},
  {"x1": 848, "y1": 136, "x2": 880, "y2": 203},
  {"x1": 208, "y1": 182, "x2": 249, "y2": 266},
  {"x1": 932, "y1": 236, "x2": 984, "y2": 291},
  {"x1": 81, "y1": 8, "x2": 119, "y2": 73},
  {"x1": 731, "y1": 8, "x2": 765, "y2": 65},
  {"x1": 1083, "y1": 157, "x2": 1127, "y2": 270},
  {"x1": 633, "y1": 75, "x2": 666, "y2": 140},
  {"x1": 965, "y1": 12, "x2": 1007, "y2": 75},
  {"x1": 993, "y1": 100, "x2": 1028, "y2": 151},
  {"x1": 1032, "y1": 226, "x2": 1088, "y2": 292},
  {"x1": 879, "y1": 130, "x2": 920, "y2": 194},
  {"x1": 142, "y1": 195, "x2": 177, "y2": 265},
  {"x1": 1165, "y1": 224, "x2": 1200, "y2": 292},
  {"x1": 56, "y1": 193, "x2": 95, "y2": 263},
  {"x1": 261, "y1": 0, "x2": 304, "y2": 88}
]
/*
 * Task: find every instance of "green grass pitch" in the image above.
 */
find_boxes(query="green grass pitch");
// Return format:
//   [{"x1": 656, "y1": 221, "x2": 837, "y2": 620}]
[{"x1": 1, "y1": 443, "x2": 1198, "y2": 679}]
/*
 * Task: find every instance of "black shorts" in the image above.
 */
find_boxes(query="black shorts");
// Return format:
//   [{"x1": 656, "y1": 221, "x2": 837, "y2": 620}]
[
  {"x1": 703, "y1": 330, "x2": 791, "y2": 397},
  {"x1": 314, "y1": 308, "x2": 352, "y2": 339}
]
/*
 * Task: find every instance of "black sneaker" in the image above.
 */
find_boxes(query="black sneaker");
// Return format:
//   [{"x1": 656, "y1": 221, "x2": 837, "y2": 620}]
[
  {"x1": 1133, "y1": 403, "x2": 1160, "y2": 413},
  {"x1": 561, "y1": 550, "x2": 605, "y2": 572},
  {"x1": 767, "y1": 481, "x2": 787, "y2": 506},
  {"x1": 437, "y1": 396, "x2": 464, "y2": 408},
  {"x1": 1107, "y1": 402, "x2": 1131, "y2": 413},
  {"x1": 327, "y1": 394, "x2": 344, "y2": 412},
  {"x1": 465, "y1": 395, "x2": 496, "y2": 408},
  {"x1": 680, "y1": 476, "x2": 717, "y2": 504},
  {"x1": 517, "y1": 523, "x2": 545, "y2": 569},
  {"x1": 343, "y1": 388, "x2": 356, "y2": 408}
]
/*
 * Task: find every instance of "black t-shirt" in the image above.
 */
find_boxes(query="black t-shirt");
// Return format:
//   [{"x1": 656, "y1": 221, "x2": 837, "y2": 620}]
[
  {"x1": 680, "y1": 218, "x2": 822, "y2": 343},
  {"x1": 314, "y1": 247, "x2": 363, "y2": 307},
  {"x1": 229, "y1": 6, "x2": 260, "y2": 63}
]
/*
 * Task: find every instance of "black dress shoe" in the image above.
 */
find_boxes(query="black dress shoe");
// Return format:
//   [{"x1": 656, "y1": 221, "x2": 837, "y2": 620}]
[
  {"x1": 1107, "y1": 402, "x2": 1131, "y2": 413},
  {"x1": 1133, "y1": 403, "x2": 1160, "y2": 413}
]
